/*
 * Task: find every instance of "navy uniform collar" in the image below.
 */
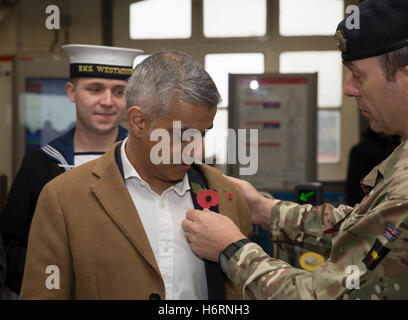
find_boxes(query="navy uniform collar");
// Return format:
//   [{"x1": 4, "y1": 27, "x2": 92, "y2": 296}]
[{"x1": 41, "y1": 125, "x2": 128, "y2": 171}]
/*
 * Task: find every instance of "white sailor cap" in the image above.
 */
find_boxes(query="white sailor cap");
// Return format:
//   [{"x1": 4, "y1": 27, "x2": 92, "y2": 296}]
[{"x1": 62, "y1": 44, "x2": 144, "y2": 80}]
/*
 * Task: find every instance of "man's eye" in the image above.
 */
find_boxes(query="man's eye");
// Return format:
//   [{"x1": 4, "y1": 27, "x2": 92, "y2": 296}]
[
  {"x1": 352, "y1": 73, "x2": 363, "y2": 82},
  {"x1": 88, "y1": 87, "x2": 101, "y2": 93},
  {"x1": 114, "y1": 89, "x2": 124, "y2": 96}
]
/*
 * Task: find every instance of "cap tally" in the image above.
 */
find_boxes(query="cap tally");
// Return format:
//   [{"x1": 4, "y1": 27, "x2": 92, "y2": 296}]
[{"x1": 62, "y1": 44, "x2": 144, "y2": 79}]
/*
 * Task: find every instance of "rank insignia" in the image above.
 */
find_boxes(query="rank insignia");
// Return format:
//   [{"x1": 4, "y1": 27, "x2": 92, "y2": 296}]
[
  {"x1": 335, "y1": 30, "x2": 347, "y2": 53},
  {"x1": 363, "y1": 239, "x2": 390, "y2": 271},
  {"x1": 383, "y1": 224, "x2": 400, "y2": 242}
]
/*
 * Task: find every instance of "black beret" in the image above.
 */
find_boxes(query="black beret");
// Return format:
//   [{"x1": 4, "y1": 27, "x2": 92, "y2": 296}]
[{"x1": 335, "y1": 0, "x2": 408, "y2": 62}]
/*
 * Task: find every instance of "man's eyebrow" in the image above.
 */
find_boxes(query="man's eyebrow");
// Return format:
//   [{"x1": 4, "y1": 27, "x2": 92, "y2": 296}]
[
  {"x1": 84, "y1": 82, "x2": 125, "y2": 88},
  {"x1": 84, "y1": 82, "x2": 104, "y2": 86},
  {"x1": 343, "y1": 61, "x2": 366, "y2": 75}
]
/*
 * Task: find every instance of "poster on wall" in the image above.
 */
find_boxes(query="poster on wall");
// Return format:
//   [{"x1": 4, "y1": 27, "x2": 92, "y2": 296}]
[{"x1": 228, "y1": 73, "x2": 318, "y2": 193}]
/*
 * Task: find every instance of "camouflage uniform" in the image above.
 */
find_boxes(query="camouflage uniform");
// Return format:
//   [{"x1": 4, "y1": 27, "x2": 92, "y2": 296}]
[{"x1": 227, "y1": 140, "x2": 408, "y2": 300}]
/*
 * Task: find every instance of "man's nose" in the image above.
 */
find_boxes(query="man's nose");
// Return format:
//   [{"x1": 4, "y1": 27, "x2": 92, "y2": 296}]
[
  {"x1": 100, "y1": 90, "x2": 114, "y2": 107},
  {"x1": 343, "y1": 71, "x2": 360, "y2": 97}
]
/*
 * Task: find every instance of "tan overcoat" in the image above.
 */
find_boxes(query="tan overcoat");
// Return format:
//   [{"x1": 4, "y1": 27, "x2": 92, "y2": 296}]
[{"x1": 19, "y1": 142, "x2": 252, "y2": 299}]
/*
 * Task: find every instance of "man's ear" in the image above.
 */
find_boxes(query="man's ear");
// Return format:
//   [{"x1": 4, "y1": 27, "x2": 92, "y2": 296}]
[
  {"x1": 127, "y1": 106, "x2": 149, "y2": 138},
  {"x1": 66, "y1": 82, "x2": 76, "y2": 103}
]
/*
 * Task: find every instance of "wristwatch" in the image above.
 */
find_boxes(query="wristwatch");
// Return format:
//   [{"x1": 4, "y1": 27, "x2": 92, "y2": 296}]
[{"x1": 219, "y1": 238, "x2": 252, "y2": 274}]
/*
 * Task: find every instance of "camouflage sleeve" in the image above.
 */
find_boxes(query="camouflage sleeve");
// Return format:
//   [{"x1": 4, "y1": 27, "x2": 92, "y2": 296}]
[
  {"x1": 270, "y1": 200, "x2": 354, "y2": 256},
  {"x1": 227, "y1": 200, "x2": 408, "y2": 300},
  {"x1": 227, "y1": 242, "x2": 312, "y2": 299}
]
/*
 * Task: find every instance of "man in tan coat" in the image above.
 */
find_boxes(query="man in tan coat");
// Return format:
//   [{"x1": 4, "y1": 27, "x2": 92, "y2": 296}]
[{"x1": 19, "y1": 50, "x2": 251, "y2": 300}]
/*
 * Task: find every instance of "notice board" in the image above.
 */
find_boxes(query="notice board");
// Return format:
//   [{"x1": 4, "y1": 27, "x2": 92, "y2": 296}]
[{"x1": 228, "y1": 73, "x2": 318, "y2": 193}]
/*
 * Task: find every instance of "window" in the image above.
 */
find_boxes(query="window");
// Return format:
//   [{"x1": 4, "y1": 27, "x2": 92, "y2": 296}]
[
  {"x1": 129, "y1": 0, "x2": 191, "y2": 39},
  {"x1": 280, "y1": 51, "x2": 342, "y2": 107},
  {"x1": 204, "y1": 0, "x2": 266, "y2": 38},
  {"x1": 280, "y1": 51, "x2": 343, "y2": 163},
  {"x1": 204, "y1": 53, "x2": 264, "y2": 163},
  {"x1": 280, "y1": 0, "x2": 344, "y2": 36},
  {"x1": 318, "y1": 111, "x2": 341, "y2": 163},
  {"x1": 205, "y1": 53, "x2": 265, "y2": 107},
  {"x1": 116, "y1": 0, "x2": 356, "y2": 181}
]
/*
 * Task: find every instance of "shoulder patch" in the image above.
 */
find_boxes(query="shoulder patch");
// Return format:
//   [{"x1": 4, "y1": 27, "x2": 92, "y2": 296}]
[
  {"x1": 363, "y1": 239, "x2": 390, "y2": 271},
  {"x1": 384, "y1": 224, "x2": 400, "y2": 242}
]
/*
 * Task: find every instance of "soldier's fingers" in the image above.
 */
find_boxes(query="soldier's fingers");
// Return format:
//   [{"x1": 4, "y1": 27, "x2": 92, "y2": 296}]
[
  {"x1": 181, "y1": 218, "x2": 192, "y2": 233},
  {"x1": 186, "y1": 209, "x2": 200, "y2": 221}
]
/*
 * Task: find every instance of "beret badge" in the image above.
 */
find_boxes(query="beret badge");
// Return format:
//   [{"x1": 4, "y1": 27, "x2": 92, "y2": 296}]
[{"x1": 335, "y1": 30, "x2": 347, "y2": 53}]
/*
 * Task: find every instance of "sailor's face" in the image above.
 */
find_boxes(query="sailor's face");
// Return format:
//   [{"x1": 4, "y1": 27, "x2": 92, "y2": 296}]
[{"x1": 66, "y1": 78, "x2": 127, "y2": 135}]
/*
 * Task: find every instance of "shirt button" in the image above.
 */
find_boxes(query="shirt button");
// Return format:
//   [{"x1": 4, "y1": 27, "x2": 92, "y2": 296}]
[{"x1": 149, "y1": 293, "x2": 161, "y2": 300}]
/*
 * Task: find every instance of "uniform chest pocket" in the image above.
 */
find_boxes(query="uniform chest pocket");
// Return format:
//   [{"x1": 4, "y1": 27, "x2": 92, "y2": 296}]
[{"x1": 339, "y1": 205, "x2": 366, "y2": 233}]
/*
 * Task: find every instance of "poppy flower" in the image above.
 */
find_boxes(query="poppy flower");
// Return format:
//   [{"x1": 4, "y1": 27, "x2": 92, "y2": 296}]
[
  {"x1": 197, "y1": 189, "x2": 219, "y2": 209},
  {"x1": 324, "y1": 222, "x2": 341, "y2": 234},
  {"x1": 227, "y1": 192, "x2": 233, "y2": 200}
]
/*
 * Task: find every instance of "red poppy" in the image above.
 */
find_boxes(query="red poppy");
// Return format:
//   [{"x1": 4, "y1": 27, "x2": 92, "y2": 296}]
[
  {"x1": 227, "y1": 192, "x2": 233, "y2": 200},
  {"x1": 323, "y1": 222, "x2": 342, "y2": 234},
  {"x1": 197, "y1": 189, "x2": 219, "y2": 209}
]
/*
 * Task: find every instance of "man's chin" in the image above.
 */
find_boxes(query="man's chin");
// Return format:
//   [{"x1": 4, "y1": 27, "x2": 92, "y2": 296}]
[
  {"x1": 167, "y1": 165, "x2": 191, "y2": 180},
  {"x1": 91, "y1": 123, "x2": 118, "y2": 135}
]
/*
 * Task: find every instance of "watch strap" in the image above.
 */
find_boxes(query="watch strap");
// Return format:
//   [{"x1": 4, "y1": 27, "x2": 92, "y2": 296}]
[{"x1": 220, "y1": 238, "x2": 252, "y2": 261}]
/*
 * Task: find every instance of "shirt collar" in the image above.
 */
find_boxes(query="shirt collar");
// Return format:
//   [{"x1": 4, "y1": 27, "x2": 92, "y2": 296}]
[{"x1": 120, "y1": 137, "x2": 190, "y2": 196}]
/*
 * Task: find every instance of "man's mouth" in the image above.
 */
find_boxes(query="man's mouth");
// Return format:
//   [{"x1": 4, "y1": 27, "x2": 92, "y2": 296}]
[{"x1": 95, "y1": 113, "x2": 115, "y2": 118}]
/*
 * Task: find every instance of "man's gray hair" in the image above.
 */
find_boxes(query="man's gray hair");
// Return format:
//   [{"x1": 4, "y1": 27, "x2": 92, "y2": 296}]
[{"x1": 125, "y1": 50, "x2": 221, "y2": 125}]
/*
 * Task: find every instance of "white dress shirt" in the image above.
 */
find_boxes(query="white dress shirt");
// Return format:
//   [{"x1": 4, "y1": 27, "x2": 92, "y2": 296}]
[
  {"x1": 74, "y1": 152, "x2": 104, "y2": 167},
  {"x1": 120, "y1": 138, "x2": 208, "y2": 300}
]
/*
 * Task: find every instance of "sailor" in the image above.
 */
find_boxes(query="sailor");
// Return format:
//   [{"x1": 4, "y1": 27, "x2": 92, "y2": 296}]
[{"x1": 0, "y1": 44, "x2": 143, "y2": 295}]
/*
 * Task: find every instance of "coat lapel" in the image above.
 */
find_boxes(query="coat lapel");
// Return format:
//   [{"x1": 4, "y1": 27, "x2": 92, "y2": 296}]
[
  {"x1": 195, "y1": 164, "x2": 247, "y2": 228},
  {"x1": 90, "y1": 143, "x2": 161, "y2": 277},
  {"x1": 187, "y1": 164, "x2": 225, "y2": 300}
]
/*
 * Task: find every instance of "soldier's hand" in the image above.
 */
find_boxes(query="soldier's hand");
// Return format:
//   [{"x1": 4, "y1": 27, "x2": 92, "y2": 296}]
[
  {"x1": 224, "y1": 175, "x2": 274, "y2": 228},
  {"x1": 182, "y1": 209, "x2": 245, "y2": 262}
]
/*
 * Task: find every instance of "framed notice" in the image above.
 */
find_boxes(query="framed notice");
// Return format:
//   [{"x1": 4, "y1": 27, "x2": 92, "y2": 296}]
[{"x1": 228, "y1": 73, "x2": 318, "y2": 193}]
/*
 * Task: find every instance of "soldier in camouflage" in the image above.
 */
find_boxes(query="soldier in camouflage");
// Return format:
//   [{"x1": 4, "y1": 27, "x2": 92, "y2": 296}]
[{"x1": 182, "y1": 0, "x2": 408, "y2": 299}]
